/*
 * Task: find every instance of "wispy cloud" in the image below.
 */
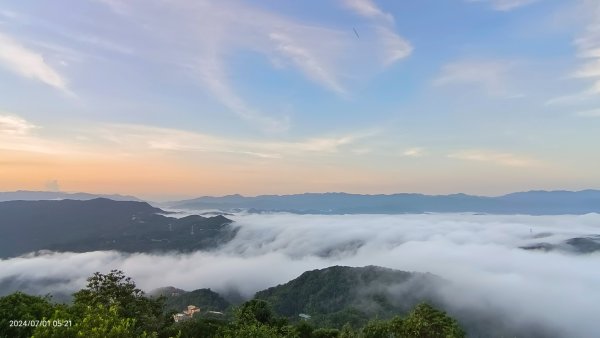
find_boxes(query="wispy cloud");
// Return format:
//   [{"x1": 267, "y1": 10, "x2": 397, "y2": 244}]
[
  {"x1": 269, "y1": 33, "x2": 346, "y2": 95},
  {"x1": 467, "y1": 0, "x2": 540, "y2": 11},
  {"x1": 91, "y1": 0, "x2": 343, "y2": 132},
  {"x1": 548, "y1": 1, "x2": 600, "y2": 104},
  {"x1": 100, "y1": 123, "x2": 377, "y2": 158},
  {"x1": 573, "y1": 1, "x2": 600, "y2": 94},
  {"x1": 0, "y1": 113, "x2": 378, "y2": 163},
  {"x1": 545, "y1": 92, "x2": 593, "y2": 106},
  {"x1": 192, "y1": 54, "x2": 291, "y2": 132},
  {"x1": 0, "y1": 31, "x2": 69, "y2": 93},
  {"x1": 434, "y1": 60, "x2": 522, "y2": 98},
  {"x1": 0, "y1": 114, "x2": 70, "y2": 154},
  {"x1": 448, "y1": 150, "x2": 538, "y2": 167},
  {"x1": 339, "y1": 0, "x2": 412, "y2": 66},
  {"x1": 0, "y1": 9, "x2": 18, "y2": 20},
  {"x1": 93, "y1": 0, "x2": 129, "y2": 15},
  {"x1": 402, "y1": 147, "x2": 425, "y2": 157},
  {"x1": 60, "y1": 31, "x2": 134, "y2": 56},
  {"x1": 574, "y1": 108, "x2": 600, "y2": 117},
  {"x1": 93, "y1": 0, "x2": 411, "y2": 132},
  {"x1": 376, "y1": 26, "x2": 413, "y2": 66},
  {"x1": 339, "y1": 0, "x2": 394, "y2": 23},
  {"x1": 0, "y1": 114, "x2": 36, "y2": 135},
  {"x1": 572, "y1": 60, "x2": 600, "y2": 78}
]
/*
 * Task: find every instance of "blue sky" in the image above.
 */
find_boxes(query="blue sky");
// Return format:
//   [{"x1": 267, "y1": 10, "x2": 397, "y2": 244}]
[{"x1": 0, "y1": 0, "x2": 599, "y2": 199}]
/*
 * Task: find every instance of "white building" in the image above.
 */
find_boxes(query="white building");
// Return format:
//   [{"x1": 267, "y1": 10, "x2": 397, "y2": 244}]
[{"x1": 173, "y1": 305, "x2": 201, "y2": 323}]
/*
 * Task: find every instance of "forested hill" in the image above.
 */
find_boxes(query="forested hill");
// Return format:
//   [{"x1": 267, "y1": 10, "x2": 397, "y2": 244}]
[
  {"x1": 153, "y1": 264, "x2": 557, "y2": 337},
  {"x1": 0, "y1": 198, "x2": 236, "y2": 258},
  {"x1": 148, "y1": 266, "x2": 442, "y2": 328},
  {"x1": 150, "y1": 287, "x2": 231, "y2": 313},
  {"x1": 1, "y1": 266, "x2": 563, "y2": 337},
  {"x1": 169, "y1": 190, "x2": 600, "y2": 215},
  {"x1": 252, "y1": 266, "x2": 560, "y2": 337},
  {"x1": 0, "y1": 269, "x2": 468, "y2": 338},
  {"x1": 254, "y1": 265, "x2": 442, "y2": 328}
]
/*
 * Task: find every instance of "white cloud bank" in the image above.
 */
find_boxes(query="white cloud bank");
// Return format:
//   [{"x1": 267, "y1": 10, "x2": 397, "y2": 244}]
[{"x1": 1, "y1": 213, "x2": 599, "y2": 336}]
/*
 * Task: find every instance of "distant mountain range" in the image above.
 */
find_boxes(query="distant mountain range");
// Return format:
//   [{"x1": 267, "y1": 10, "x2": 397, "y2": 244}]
[
  {"x1": 5, "y1": 189, "x2": 600, "y2": 215},
  {"x1": 168, "y1": 190, "x2": 600, "y2": 215},
  {"x1": 0, "y1": 190, "x2": 143, "y2": 202},
  {"x1": 0, "y1": 198, "x2": 236, "y2": 258},
  {"x1": 2, "y1": 191, "x2": 598, "y2": 259}
]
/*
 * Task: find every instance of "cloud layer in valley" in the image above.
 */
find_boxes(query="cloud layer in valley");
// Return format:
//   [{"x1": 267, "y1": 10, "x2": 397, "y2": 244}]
[{"x1": 1, "y1": 212, "x2": 599, "y2": 336}]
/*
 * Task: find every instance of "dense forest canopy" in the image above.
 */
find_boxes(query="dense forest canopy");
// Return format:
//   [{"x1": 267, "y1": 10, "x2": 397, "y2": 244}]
[{"x1": 0, "y1": 270, "x2": 465, "y2": 338}]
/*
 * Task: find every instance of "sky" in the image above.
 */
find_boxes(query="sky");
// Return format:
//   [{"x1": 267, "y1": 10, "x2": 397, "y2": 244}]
[{"x1": 0, "y1": 0, "x2": 599, "y2": 200}]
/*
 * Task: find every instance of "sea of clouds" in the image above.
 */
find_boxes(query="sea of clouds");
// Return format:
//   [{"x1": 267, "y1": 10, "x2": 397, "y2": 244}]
[{"x1": 1, "y1": 212, "x2": 599, "y2": 336}]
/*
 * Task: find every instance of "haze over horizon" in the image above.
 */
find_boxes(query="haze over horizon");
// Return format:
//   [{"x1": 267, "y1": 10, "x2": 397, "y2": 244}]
[{"x1": 1, "y1": 0, "x2": 600, "y2": 200}]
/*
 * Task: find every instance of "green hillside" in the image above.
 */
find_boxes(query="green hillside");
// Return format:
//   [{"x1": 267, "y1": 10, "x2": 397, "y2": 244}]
[
  {"x1": 0, "y1": 269, "x2": 465, "y2": 338},
  {"x1": 156, "y1": 288, "x2": 232, "y2": 313},
  {"x1": 255, "y1": 265, "x2": 442, "y2": 328},
  {"x1": 0, "y1": 199, "x2": 237, "y2": 258}
]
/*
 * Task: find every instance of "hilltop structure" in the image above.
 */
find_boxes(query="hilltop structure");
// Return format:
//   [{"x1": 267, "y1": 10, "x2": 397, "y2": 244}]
[{"x1": 173, "y1": 305, "x2": 201, "y2": 322}]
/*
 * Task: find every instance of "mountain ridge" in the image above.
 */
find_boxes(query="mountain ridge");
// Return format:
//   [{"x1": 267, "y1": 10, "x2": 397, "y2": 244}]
[
  {"x1": 0, "y1": 198, "x2": 236, "y2": 258},
  {"x1": 167, "y1": 190, "x2": 600, "y2": 215},
  {"x1": 0, "y1": 190, "x2": 143, "y2": 202}
]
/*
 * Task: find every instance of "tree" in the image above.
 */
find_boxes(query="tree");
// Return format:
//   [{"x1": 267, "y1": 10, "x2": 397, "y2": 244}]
[
  {"x1": 388, "y1": 315, "x2": 404, "y2": 336},
  {"x1": 293, "y1": 320, "x2": 314, "y2": 338},
  {"x1": 72, "y1": 270, "x2": 167, "y2": 335},
  {"x1": 30, "y1": 305, "x2": 75, "y2": 338},
  {"x1": 0, "y1": 292, "x2": 55, "y2": 338},
  {"x1": 312, "y1": 327, "x2": 340, "y2": 338},
  {"x1": 4, "y1": 271, "x2": 470, "y2": 338},
  {"x1": 218, "y1": 322, "x2": 280, "y2": 338},
  {"x1": 32, "y1": 304, "x2": 156, "y2": 338},
  {"x1": 235, "y1": 299, "x2": 275, "y2": 325},
  {"x1": 339, "y1": 323, "x2": 356, "y2": 338},
  {"x1": 401, "y1": 303, "x2": 465, "y2": 338},
  {"x1": 162, "y1": 317, "x2": 227, "y2": 338},
  {"x1": 214, "y1": 300, "x2": 281, "y2": 338},
  {"x1": 361, "y1": 319, "x2": 390, "y2": 338}
]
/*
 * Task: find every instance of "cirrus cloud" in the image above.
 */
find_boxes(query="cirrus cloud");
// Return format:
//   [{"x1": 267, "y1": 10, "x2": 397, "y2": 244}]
[
  {"x1": 93, "y1": 0, "x2": 412, "y2": 132},
  {"x1": 467, "y1": 0, "x2": 541, "y2": 11},
  {"x1": 448, "y1": 149, "x2": 539, "y2": 167},
  {"x1": 0, "y1": 31, "x2": 69, "y2": 93}
]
